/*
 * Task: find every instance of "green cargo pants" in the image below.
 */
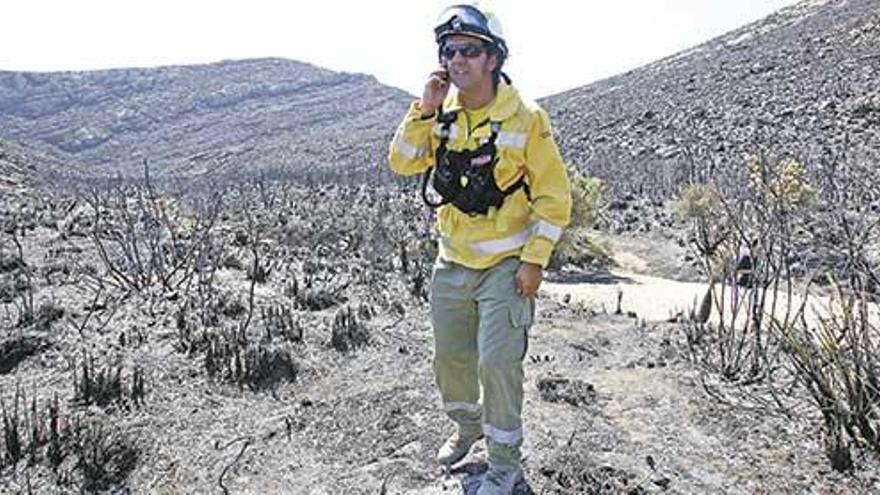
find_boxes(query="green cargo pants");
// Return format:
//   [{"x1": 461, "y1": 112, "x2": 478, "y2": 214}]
[{"x1": 430, "y1": 256, "x2": 535, "y2": 469}]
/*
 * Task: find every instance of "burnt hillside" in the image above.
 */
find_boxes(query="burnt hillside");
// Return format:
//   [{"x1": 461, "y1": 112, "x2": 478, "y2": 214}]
[
  {"x1": 541, "y1": 0, "x2": 880, "y2": 198},
  {"x1": 0, "y1": 58, "x2": 413, "y2": 178},
  {"x1": 0, "y1": 138, "x2": 92, "y2": 202}
]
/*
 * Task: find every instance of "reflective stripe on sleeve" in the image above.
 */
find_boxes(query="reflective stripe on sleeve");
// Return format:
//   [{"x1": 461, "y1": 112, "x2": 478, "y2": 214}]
[
  {"x1": 533, "y1": 219, "x2": 563, "y2": 242},
  {"x1": 392, "y1": 135, "x2": 428, "y2": 160},
  {"x1": 496, "y1": 131, "x2": 527, "y2": 149}
]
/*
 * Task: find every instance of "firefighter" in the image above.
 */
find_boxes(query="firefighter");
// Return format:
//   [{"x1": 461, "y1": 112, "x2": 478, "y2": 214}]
[{"x1": 388, "y1": 4, "x2": 572, "y2": 493}]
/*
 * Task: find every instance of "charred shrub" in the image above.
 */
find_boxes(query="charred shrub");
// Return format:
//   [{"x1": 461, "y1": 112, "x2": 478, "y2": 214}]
[
  {"x1": 1, "y1": 389, "x2": 24, "y2": 468},
  {"x1": 33, "y1": 301, "x2": 65, "y2": 332},
  {"x1": 71, "y1": 353, "x2": 146, "y2": 410},
  {"x1": 84, "y1": 178, "x2": 222, "y2": 294},
  {"x1": 296, "y1": 287, "x2": 343, "y2": 311},
  {"x1": 357, "y1": 302, "x2": 374, "y2": 321},
  {"x1": 39, "y1": 261, "x2": 73, "y2": 285},
  {"x1": 1, "y1": 387, "x2": 139, "y2": 490},
  {"x1": 0, "y1": 335, "x2": 49, "y2": 374},
  {"x1": 261, "y1": 303, "x2": 303, "y2": 343},
  {"x1": 222, "y1": 252, "x2": 245, "y2": 270},
  {"x1": 539, "y1": 459, "x2": 646, "y2": 494},
  {"x1": 1, "y1": 391, "x2": 68, "y2": 473},
  {"x1": 679, "y1": 156, "x2": 817, "y2": 383},
  {"x1": 778, "y1": 275, "x2": 880, "y2": 472},
  {"x1": 0, "y1": 253, "x2": 25, "y2": 273},
  {"x1": 247, "y1": 259, "x2": 273, "y2": 283},
  {"x1": 0, "y1": 275, "x2": 30, "y2": 304},
  {"x1": 285, "y1": 273, "x2": 347, "y2": 312},
  {"x1": 217, "y1": 293, "x2": 247, "y2": 319},
  {"x1": 331, "y1": 306, "x2": 369, "y2": 353},
  {"x1": 537, "y1": 377, "x2": 597, "y2": 407},
  {"x1": 74, "y1": 423, "x2": 139, "y2": 493},
  {"x1": 240, "y1": 345, "x2": 298, "y2": 392},
  {"x1": 288, "y1": 262, "x2": 349, "y2": 311},
  {"x1": 203, "y1": 329, "x2": 298, "y2": 392}
]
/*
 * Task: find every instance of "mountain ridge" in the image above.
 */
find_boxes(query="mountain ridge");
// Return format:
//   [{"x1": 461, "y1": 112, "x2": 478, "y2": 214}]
[{"x1": 0, "y1": 57, "x2": 413, "y2": 177}]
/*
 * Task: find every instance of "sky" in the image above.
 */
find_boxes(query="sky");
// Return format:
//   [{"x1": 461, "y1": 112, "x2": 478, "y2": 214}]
[{"x1": 1, "y1": 0, "x2": 801, "y2": 99}]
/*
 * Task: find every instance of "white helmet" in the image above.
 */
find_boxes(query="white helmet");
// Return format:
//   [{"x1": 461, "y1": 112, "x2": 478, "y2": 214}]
[{"x1": 434, "y1": 4, "x2": 508, "y2": 61}]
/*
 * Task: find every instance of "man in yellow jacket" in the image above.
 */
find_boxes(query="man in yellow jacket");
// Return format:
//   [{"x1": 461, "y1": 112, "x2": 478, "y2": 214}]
[{"x1": 388, "y1": 4, "x2": 571, "y2": 493}]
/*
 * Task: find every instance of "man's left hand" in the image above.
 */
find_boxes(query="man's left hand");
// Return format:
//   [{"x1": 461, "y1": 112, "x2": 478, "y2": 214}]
[{"x1": 516, "y1": 262, "x2": 543, "y2": 298}]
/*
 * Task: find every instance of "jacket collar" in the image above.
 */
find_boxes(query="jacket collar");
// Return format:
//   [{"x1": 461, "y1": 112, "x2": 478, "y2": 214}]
[{"x1": 442, "y1": 81, "x2": 520, "y2": 122}]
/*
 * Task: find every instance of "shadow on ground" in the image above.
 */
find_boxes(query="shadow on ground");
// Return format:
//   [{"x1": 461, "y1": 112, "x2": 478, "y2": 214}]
[{"x1": 545, "y1": 269, "x2": 635, "y2": 285}]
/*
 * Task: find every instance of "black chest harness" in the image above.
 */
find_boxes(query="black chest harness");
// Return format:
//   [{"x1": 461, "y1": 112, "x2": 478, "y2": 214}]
[{"x1": 421, "y1": 109, "x2": 527, "y2": 215}]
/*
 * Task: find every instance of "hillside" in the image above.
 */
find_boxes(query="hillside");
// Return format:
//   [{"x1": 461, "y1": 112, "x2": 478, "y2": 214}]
[
  {"x1": 0, "y1": 138, "x2": 91, "y2": 204},
  {"x1": 541, "y1": 0, "x2": 880, "y2": 197},
  {"x1": 0, "y1": 58, "x2": 413, "y2": 178}
]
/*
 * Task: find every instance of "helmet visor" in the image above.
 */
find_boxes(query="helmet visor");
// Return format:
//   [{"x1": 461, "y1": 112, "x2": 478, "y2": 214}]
[{"x1": 434, "y1": 5, "x2": 493, "y2": 42}]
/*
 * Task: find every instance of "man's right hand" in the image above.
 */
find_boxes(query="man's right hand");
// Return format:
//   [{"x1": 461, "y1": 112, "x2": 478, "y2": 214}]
[{"x1": 420, "y1": 66, "x2": 450, "y2": 118}]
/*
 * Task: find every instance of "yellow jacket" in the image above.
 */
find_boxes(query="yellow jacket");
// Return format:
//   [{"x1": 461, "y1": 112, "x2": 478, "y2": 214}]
[{"x1": 389, "y1": 81, "x2": 572, "y2": 270}]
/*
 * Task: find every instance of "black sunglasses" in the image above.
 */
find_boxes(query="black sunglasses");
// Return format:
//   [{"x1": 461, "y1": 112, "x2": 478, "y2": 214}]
[{"x1": 440, "y1": 43, "x2": 486, "y2": 61}]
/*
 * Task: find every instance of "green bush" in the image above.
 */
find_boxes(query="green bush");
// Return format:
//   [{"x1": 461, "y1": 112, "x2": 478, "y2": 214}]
[
  {"x1": 550, "y1": 168, "x2": 608, "y2": 268},
  {"x1": 674, "y1": 184, "x2": 721, "y2": 222}
]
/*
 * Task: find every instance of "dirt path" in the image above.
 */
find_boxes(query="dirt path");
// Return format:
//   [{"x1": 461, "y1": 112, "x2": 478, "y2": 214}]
[
  {"x1": 542, "y1": 269, "x2": 708, "y2": 322},
  {"x1": 543, "y1": 267, "x2": 880, "y2": 331}
]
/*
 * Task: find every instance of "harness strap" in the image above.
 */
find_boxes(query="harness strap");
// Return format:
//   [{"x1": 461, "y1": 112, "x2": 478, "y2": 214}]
[
  {"x1": 488, "y1": 121, "x2": 501, "y2": 144},
  {"x1": 485, "y1": 120, "x2": 530, "y2": 199},
  {"x1": 421, "y1": 106, "x2": 457, "y2": 208},
  {"x1": 421, "y1": 114, "x2": 530, "y2": 211}
]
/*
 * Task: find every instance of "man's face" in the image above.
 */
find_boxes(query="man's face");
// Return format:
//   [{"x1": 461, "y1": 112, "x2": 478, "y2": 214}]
[{"x1": 440, "y1": 34, "x2": 498, "y2": 92}]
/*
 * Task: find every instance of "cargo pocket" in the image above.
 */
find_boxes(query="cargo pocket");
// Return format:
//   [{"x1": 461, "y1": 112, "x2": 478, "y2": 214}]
[
  {"x1": 509, "y1": 296, "x2": 534, "y2": 328},
  {"x1": 509, "y1": 295, "x2": 535, "y2": 360},
  {"x1": 429, "y1": 259, "x2": 447, "y2": 306}
]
